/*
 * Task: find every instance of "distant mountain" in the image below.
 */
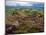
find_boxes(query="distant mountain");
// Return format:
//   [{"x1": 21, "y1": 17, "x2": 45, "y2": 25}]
[{"x1": 5, "y1": 6, "x2": 44, "y2": 11}]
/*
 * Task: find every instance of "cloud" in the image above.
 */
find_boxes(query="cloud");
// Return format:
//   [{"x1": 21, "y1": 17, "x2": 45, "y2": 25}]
[
  {"x1": 6, "y1": 1, "x2": 33, "y2": 6},
  {"x1": 16, "y1": 2, "x2": 33, "y2": 6},
  {"x1": 5, "y1": 0, "x2": 44, "y2": 7},
  {"x1": 6, "y1": 1, "x2": 17, "y2": 6}
]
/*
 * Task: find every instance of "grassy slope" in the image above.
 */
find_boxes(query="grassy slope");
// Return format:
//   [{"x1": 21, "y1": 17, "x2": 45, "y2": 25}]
[{"x1": 5, "y1": 6, "x2": 44, "y2": 33}]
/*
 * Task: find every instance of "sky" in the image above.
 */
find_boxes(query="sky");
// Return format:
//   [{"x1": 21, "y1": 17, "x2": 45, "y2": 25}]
[
  {"x1": 5, "y1": 0, "x2": 44, "y2": 7},
  {"x1": 6, "y1": 1, "x2": 33, "y2": 6}
]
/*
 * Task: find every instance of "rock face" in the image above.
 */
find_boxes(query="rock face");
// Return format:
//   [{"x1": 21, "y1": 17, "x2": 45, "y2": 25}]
[{"x1": 6, "y1": 13, "x2": 44, "y2": 34}]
